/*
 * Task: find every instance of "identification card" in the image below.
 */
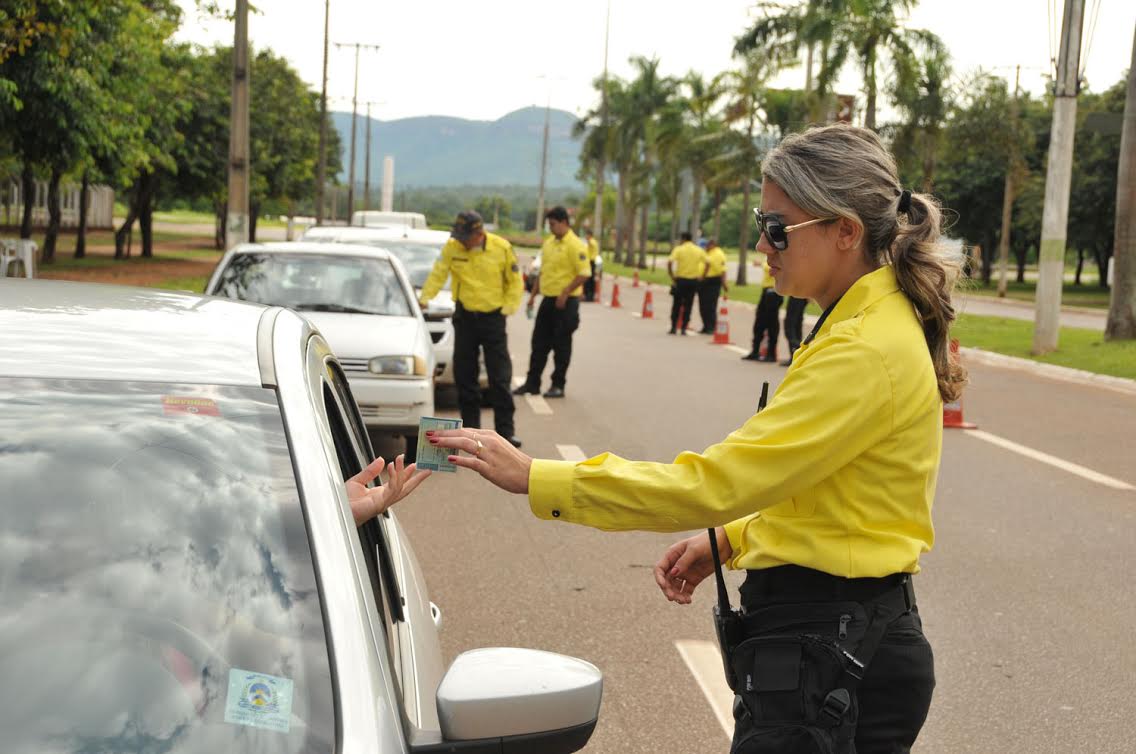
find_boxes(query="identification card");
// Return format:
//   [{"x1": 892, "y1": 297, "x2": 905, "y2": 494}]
[{"x1": 416, "y1": 416, "x2": 462, "y2": 472}]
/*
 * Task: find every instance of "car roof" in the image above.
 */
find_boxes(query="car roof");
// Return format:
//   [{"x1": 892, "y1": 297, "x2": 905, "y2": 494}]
[
  {"x1": 231, "y1": 240, "x2": 395, "y2": 259},
  {"x1": 0, "y1": 279, "x2": 282, "y2": 385}
]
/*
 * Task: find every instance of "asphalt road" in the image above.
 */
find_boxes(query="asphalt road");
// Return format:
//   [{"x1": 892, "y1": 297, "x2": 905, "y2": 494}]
[{"x1": 381, "y1": 276, "x2": 1136, "y2": 752}]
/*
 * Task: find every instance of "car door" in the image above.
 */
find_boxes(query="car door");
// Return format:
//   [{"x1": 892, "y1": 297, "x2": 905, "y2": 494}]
[{"x1": 314, "y1": 346, "x2": 444, "y2": 738}]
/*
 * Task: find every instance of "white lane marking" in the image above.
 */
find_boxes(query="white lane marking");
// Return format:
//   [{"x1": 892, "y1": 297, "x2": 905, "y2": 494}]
[
  {"x1": 674, "y1": 640, "x2": 734, "y2": 739},
  {"x1": 965, "y1": 429, "x2": 1135, "y2": 491},
  {"x1": 631, "y1": 312, "x2": 642, "y2": 318},
  {"x1": 725, "y1": 345, "x2": 750, "y2": 355},
  {"x1": 525, "y1": 394, "x2": 553, "y2": 415},
  {"x1": 556, "y1": 444, "x2": 587, "y2": 461}
]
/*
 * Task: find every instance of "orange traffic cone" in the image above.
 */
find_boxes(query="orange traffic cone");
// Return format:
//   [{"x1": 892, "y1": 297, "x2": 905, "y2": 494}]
[
  {"x1": 632, "y1": 270, "x2": 640, "y2": 287},
  {"x1": 712, "y1": 296, "x2": 732, "y2": 344},
  {"x1": 641, "y1": 287, "x2": 654, "y2": 319},
  {"x1": 943, "y1": 339, "x2": 976, "y2": 429},
  {"x1": 610, "y1": 282, "x2": 622, "y2": 309}
]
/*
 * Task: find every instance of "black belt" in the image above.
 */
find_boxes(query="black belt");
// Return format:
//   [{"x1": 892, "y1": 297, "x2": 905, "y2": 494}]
[
  {"x1": 455, "y1": 305, "x2": 501, "y2": 318},
  {"x1": 740, "y1": 565, "x2": 915, "y2": 611}
]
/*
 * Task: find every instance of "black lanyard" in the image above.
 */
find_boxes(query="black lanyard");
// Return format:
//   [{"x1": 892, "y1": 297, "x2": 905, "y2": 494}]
[{"x1": 803, "y1": 296, "x2": 842, "y2": 346}]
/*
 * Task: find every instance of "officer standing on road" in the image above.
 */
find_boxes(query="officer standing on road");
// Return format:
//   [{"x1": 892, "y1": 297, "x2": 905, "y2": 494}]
[
  {"x1": 513, "y1": 206, "x2": 590, "y2": 399},
  {"x1": 420, "y1": 210, "x2": 523, "y2": 448},
  {"x1": 698, "y1": 239, "x2": 729, "y2": 334},
  {"x1": 781, "y1": 295, "x2": 808, "y2": 366},
  {"x1": 667, "y1": 231, "x2": 706, "y2": 335},
  {"x1": 424, "y1": 125, "x2": 963, "y2": 753},
  {"x1": 583, "y1": 228, "x2": 600, "y2": 302},
  {"x1": 742, "y1": 258, "x2": 784, "y2": 361}
]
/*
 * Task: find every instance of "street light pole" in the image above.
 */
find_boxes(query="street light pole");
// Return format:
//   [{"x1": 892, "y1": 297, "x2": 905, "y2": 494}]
[
  {"x1": 226, "y1": 0, "x2": 250, "y2": 250},
  {"x1": 535, "y1": 97, "x2": 550, "y2": 232},
  {"x1": 335, "y1": 42, "x2": 380, "y2": 226},
  {"x1": 315, "y1": 0, "x2": 330, "y2": 224}
]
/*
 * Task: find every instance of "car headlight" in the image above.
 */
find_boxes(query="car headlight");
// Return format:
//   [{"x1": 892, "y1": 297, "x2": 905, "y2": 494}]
[{"x1": 368, "y1": 355, "x2": 428, "y2": 376}]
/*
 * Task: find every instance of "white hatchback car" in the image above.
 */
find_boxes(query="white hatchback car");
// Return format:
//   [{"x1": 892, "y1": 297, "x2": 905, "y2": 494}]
[
  {"x1": 302, "y1": 227, "x2": 458, "y2": 386},
  {"x1": 0, "y1": 278, "x2": 603, "y2": 753},
  {"x1": 206, "y1": 242, "x2": 434, "y2": 451}
]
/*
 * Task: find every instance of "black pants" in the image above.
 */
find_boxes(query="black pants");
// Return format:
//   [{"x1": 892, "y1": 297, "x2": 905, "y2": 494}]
[
  {"x1": 523, "y1": 296, "x2": 580, "y2": 390},
  {"x1": 783, "y1": 296, "x2": 808, "y2": 356},
  {"x1": 750, "y1": 289, "x2": 783, "y2": 358},
  {"x1": 731, "y1": 566, "x2": 935, "y2": 753},
  {"x1": 670, "y1": 278, "x2": 699, "y2": 332},
  {"x1": 699, "y1": 278, "x2": 722, "y2": 332},
  {"x1": 583, "y1": 261, "x2": 596, "y2": 301},
  {"x1": 453, "y1": 308, "x2": 515, "y2": 436}
]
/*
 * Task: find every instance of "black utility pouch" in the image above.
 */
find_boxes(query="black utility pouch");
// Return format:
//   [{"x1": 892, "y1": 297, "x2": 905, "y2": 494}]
[{"x1": 729, "y1": 602, "x2": 868, "y2": 754}]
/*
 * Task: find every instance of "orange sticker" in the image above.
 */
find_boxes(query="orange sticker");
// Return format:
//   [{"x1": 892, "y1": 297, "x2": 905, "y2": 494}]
[{"x1": 162, "y1": 396, "x2": 221, "y2": 417}]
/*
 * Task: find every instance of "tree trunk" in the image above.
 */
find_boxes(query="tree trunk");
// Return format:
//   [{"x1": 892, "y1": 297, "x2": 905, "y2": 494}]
[
  {"x1": 690, "y1": 181, "x2": 703, "y2": 240},
  {"x1": 1074, "y1": 247, "x2": 1084, "y2": 285},
  {"x1": 614, "y1": 170, "x2": 626, "y2": 260},
  {"x1": 624, "y1": 201, "x2": 637, "y2": 267},
  {"x1": 1015, "y1": 244, "x2": 1028, "y2": 283},
  {"x1": 1094, "y1": 246, "x2": 1110, "y2": 289},
  {"x1": 42, "y1": 168, "x2": 62, "y2": 264},
  {"x1": 139, "y1": 173, "x2": 156, "y2": 258},
  {"x1": 114, "y1": 182, "x2": 141, "y2": 259},
  {"x1": 75, "y1": 173, "x2": 90, "y2": 259},
  {"x1": 736, "y1": 112, "x2": 754, "y2": 286},
  {"x1": 19, "y1": 165, "x2": 34, "y2": 239},
  {"x1": 712, "y1": 188, "x2": 723, "y2": 241},
  {"x1": 863, "y1": 46, "x2": 878, "y2": 130},
  {"x1": 249, "y1": 200, "x2": 259, "y2": 243},
  {"x1": 637, "y1": 202, "x2": 648, "y2": 269},
  {"x1": 214, "y1": 201, "x2": 227, "y2": 250},
  {"x1": 1106, "y1": 24, "x2": 1136, "y2": 339}
]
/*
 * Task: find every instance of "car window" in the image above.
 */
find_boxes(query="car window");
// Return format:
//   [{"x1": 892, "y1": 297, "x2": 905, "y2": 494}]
[
  {"x1": 349, "y1": 241, "x2": 446, "y2": 291},
  {"x1": 215, "y1": 252, "x2": 413, "y2": 316},
  {"x1": 318, "y1": 366, "x2": 405, "y2": 675},
  {"x1": 0, "y1": 378, "x2": 335, "y2": 754}
]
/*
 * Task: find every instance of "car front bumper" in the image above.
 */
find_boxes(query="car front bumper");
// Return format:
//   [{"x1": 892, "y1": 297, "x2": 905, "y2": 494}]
[{"x1": 427, "y1": 320, "x2": 455, "y2": 385}]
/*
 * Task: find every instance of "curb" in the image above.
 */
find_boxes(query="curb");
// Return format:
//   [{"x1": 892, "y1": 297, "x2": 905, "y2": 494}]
[{"x1": 960, "y1": 347, "x2": 1136, "y2": 397}]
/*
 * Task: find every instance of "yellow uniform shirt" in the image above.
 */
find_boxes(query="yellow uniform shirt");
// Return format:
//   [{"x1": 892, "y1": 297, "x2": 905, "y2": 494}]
[
  {"x1": 420, "y1": 232, "x2": 523, "y2": 315},
  {"x1": 527, "y1": 266, "x2": 941, "y2": 578},
  {"x1": 705, "y1": 247, "x2": 728, "y2": 278},
  {"x1": 669, "y1": 241, "x2": 707, "y2": 279},
  {"x1": 760, "y1": 260, "x2": 776, "y2": 289},
  {"x1": 586, "y1": 238, "x2": 599, "y2": 263},
  {"x1": 539, "y1": 230, "x2": 591, "y2": 297}
]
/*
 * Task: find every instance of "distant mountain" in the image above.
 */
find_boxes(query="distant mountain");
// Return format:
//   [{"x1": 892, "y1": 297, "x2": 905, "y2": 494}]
[{"x1": 332, "y1": 106, "x2": 583, "y2": 189}]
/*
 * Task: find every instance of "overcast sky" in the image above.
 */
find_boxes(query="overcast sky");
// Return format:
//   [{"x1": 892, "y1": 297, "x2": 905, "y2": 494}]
[{"x1": 173, "y1": 0, "x2": 1135, "y2": 123}]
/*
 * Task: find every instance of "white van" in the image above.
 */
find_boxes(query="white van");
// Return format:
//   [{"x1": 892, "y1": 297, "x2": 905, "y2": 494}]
[{"x1": 351, "y1": 210, "x2": 429, "y2": 229}]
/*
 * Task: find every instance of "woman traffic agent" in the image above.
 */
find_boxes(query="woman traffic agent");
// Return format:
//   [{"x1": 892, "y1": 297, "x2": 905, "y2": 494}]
[{"x1": 422, "y1": 124, "x2": 966, "y2": 753}]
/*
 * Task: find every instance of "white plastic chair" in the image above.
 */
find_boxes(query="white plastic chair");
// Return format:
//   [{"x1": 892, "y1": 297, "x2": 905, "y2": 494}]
[
  {"x1": 3, "y1": 239, "x2": 36, "y2": 278},
  {"x1": 0, "y1": 238, "x2": 17, "y2": 278}
]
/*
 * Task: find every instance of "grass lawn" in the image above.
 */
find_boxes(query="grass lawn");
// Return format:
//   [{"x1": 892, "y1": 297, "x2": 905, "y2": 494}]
[
  {"x1": 953, "y1": 314, "x2": 1135, "y2": 380},
  {"x1": 961, "y1": 278, "x2": 1112, "y2": 310},
  {"x1": 150, "y1": 209, "x2": 288, "y2": 228}
]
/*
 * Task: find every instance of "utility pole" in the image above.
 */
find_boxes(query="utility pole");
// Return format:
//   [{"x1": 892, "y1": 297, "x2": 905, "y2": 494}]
[
  {"x1": 364, "y1": 101, "x2": 372, "y2": 212},
  {"x1": 592, "y1": 0, "x2": 611, "y2": 251},
  {"x1": 535, "y1": 98, "x2": 550, "y2": 232},
  {"x1": 226, "y1": 0, "x2": 250, "y2": 250},
  {"x1": 315, "y1": 0, "x2": 330, "y2": 224},
  {"x1": 997, "y1": 65, "x2": 1021, "y2": 297},
  {"x1": 1033, "y1": 0, "x2": 1085, "y2": 354},
  {"x1": 335, "y1": 42, "x2": 380, "y2": 226}
]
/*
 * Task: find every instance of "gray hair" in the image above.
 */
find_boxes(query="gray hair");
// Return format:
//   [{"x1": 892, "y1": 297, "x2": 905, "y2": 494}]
[{"x1": 761, "y1": 124, "x2": 966, "y2": 402}]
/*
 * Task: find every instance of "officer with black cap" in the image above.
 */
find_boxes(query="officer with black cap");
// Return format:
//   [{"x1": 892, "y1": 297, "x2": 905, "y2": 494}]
[{"x1": 420, "y1": 210, "x2": 524, "y2": 447}]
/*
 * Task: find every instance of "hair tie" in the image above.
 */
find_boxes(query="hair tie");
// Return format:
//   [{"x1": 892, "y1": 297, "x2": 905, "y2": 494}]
[{"x1": 897, "y1": 189, "x2": 912, "y2": 214}]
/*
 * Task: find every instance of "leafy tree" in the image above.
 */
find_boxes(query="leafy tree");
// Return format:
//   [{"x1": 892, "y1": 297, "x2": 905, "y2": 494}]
[{"x1": 474, "y1": 194, "x2": 511, "y2": 227}]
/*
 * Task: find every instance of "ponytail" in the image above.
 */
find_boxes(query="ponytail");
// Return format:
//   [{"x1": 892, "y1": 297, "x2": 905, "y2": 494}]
[{"x1": 888, "y1": 192, "x2": 967, "y2": 402}]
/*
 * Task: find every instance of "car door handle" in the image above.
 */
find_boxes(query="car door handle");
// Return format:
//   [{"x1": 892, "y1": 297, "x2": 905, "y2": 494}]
[{"x1": 430, "y1": 601, "x2": 443, "y2": 631}]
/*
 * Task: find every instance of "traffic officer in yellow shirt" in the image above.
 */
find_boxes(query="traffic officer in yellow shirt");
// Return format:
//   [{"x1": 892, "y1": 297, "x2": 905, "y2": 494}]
[
  {"x1": 513, "y1": 206, "x2": 590, "y2": 399},
  {"x1": 583, "y1": 228, "x2": 600, "y2": 302},
  {"x1": 697, "y1": 239, "x2": 729, "y2": 334},
  {"x1": 419, "y1": 210, "x2": 524, "y2": 447},
  {"x1": 667, "y1": 231, "x2": 706, "y2": 335},
  {"x1": 742, "y1": 258, "x2": 784, "y2": 361},
  {"x1": 424, "y1": 125, "x2": 963, "y2": 752}
]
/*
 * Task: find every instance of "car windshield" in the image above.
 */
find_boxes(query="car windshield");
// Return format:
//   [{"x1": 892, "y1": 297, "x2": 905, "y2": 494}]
[
  {"x1": 0, "y1": 379, "x2": 335, "y2": 754},
  {"x1": 355, "y1": 240, "x2": 446, "y2": 290},
  {"x1": 215, "y1": 252, "x2": 413, "y2": 316}
]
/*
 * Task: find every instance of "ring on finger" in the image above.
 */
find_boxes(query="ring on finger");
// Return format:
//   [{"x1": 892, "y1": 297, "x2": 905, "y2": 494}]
[{"x1": 475, "y1": 439, "x2": 484, "y2": 457}]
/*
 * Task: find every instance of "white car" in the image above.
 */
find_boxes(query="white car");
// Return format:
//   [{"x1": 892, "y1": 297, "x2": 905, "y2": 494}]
[
  {"x1": 0, "y1": 278, "x2": 602, "y2": 753},
  {"x1": 302, "y1": 226, "x2": 457, "y2": 386},
  {"x1": 350, "y1": 210, "x2": 429, "y2": 229},
  {"x1": 205, "y1": 241, "x2": 434, "y2": 451}
]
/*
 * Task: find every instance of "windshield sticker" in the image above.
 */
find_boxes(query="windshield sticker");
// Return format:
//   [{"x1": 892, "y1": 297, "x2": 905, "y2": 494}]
[
  {"x1": 162, "y1": 396, "x2": 221, "y2": 417},
  {"x1": 224, "y1": 668, "x2": 294, "y2": 733}
]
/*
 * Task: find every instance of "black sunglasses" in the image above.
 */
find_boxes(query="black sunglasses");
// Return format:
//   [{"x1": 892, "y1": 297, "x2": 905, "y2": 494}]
[{"x1": 752, "y1": 209, "x2": 831, "y2": 251}]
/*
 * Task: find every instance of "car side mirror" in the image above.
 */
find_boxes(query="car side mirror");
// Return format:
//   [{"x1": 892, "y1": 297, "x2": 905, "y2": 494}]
[
  {"x1": 424, "y1": 299, "x2": 455, "y2": 321},
  {"x1": 410, "y1": 647, "x2": 602, "y2": 754}
]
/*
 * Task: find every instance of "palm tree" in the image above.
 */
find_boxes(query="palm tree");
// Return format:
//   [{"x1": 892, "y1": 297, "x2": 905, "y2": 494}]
[
  {"x1": 679, "y1": 71, "x2": 725, "y2": 240},
  {"x1": 887, "y1": 45, "x2": 952, "y2": 191}
]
